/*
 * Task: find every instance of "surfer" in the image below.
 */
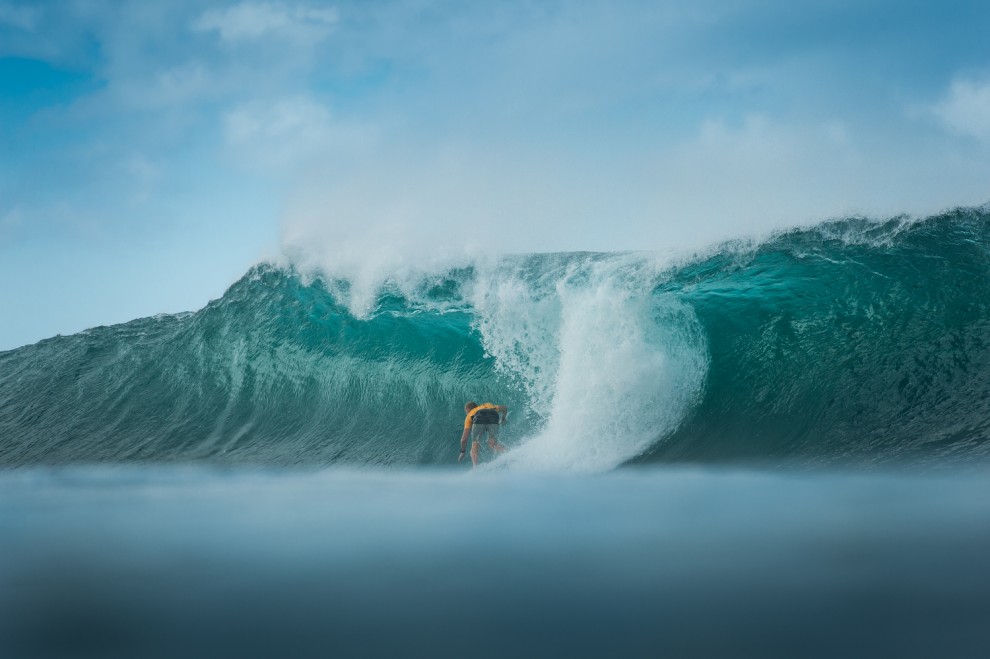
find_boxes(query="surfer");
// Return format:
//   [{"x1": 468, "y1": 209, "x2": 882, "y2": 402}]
[{"x1": 458, "y1": 401, "x2": 508, "y2": 467}]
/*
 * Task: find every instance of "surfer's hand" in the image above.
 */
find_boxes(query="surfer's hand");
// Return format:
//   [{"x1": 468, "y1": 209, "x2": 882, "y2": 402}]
[{"x1": 458, "y1": 450, "x2": 465, "y2": 462}]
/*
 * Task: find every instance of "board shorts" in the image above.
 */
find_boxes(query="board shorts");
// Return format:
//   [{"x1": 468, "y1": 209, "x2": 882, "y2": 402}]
[{"x1": 471, "y1": 423, "x2": 499, "y2": 441}]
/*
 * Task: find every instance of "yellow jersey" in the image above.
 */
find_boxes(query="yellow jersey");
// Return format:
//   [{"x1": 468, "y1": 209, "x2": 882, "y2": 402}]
[{"x1": 464, "y1": 403, "x2": 499, "y2": 429}]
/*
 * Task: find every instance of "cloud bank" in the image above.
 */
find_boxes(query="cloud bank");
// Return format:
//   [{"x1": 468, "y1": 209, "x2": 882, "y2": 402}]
[
  {"x1": 932, "y1": 76, "x2": 990, "y2": 141},
  {"x1": 2, "y1": 0, "x2": 990, "y2": 347}
]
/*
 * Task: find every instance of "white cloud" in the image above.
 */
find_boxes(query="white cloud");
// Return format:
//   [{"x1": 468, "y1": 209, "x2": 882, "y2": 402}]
[
  {"x1": 648, "y1": 113, "x2": 990, "y2": 242},
  {"x1": 223, "y1": 96, "x2": 374, "y2": 171},
  {"x1": 225, "y1": 95, "x2": 332, "y2": 146},
  {"x1": 648, "y1": 116, "x2": 869, "y2": 239},
  {"x1": 0, "y1": 3, "x2": 39, "y2": 31},
  {"x1": 0, "y1": 205, "x2": 25, "y2": 234},
  {"x1": 193, "y1": 2, "x2": 338, "y2": 43},
  {"x1": 113, "y1": 62, "x2": 213, "y2": 110},
  {"x1": 932, "y1": 76, "x2": 990, "y2": 141},
  {"x1": 123, "y1": 154, "x2": 163, "y2": 206}
]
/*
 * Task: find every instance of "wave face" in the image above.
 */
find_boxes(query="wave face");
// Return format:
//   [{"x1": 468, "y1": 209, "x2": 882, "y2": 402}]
[{"x1": 2, "y1": 207, "x2": 990, "y2": 469}]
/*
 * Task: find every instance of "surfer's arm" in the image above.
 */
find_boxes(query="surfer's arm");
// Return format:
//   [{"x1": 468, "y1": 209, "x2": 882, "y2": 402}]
[
  {"x1": 459, "y1": 427, "x2": 471, "y2": 452},
  {"x1": 495, "y1": 405, "x2": 508, "y2": 424}
]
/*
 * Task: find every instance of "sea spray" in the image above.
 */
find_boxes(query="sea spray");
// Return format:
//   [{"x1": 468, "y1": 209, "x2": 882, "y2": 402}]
[{"x1": 478, "y1": 264, "x2": 708, "y2": 471}]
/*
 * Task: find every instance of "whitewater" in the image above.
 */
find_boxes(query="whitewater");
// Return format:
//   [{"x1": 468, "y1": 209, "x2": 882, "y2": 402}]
[{"x1": 3, "y1": 207, "x2": 990, "y2": 658}]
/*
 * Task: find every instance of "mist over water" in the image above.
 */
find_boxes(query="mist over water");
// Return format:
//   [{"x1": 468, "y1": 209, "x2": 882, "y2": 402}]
[{"x1": 4, "y1": 465, "x2": 990, "y2": 659}]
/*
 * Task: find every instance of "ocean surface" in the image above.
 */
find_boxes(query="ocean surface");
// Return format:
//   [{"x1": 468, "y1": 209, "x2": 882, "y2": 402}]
[{"x1": 2, "y1": 207, "x2": 990, "y2": 657}]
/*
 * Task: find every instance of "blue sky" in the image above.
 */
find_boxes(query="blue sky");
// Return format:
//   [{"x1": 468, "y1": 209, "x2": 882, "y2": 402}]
[{"x1": 2, "y1": 0, "x2": 989, "y2": 349}]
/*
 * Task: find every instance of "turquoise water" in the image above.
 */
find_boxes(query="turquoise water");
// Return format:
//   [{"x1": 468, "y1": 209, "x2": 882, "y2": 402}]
[{"x1": 2, "y1": 207, "x2": 990, "y2": 657}]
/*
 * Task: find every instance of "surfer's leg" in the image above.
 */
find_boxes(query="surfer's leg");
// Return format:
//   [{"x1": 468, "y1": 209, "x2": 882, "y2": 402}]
[
  {"x1": 470, "y1": 440, "x2": 480, "y2": 467},
  {"x1": 485, "y1": 425, "x2": 506, "y2": 453}
]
